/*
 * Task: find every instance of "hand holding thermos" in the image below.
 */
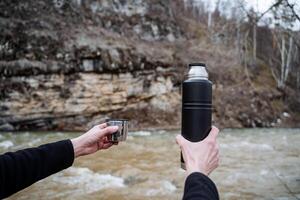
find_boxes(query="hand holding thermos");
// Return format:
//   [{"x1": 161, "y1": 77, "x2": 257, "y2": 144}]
[
  {"x1": 176, "y1": 126, "x2": 220, "y2": 175},
  {"x1": 181, "y1": 63, "x2": 213, "y2": 169}
]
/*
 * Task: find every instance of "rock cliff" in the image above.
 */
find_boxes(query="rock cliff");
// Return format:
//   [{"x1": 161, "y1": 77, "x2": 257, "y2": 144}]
[{"x1": 0, "y1": 0, "x2": 299, "y2": 131}]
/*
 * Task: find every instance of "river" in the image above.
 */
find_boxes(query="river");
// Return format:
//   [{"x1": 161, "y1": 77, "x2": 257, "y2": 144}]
[{"x1": 0, "y1": 128, "x2": 299, "y2": 200}]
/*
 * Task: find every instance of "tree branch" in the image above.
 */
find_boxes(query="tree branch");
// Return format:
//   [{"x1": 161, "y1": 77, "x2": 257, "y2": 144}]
[
  {"x1": 285, "y1": 0, "x2": 300, "y2": 22},
  {"x1": 238, "y1": 0, "x2": 284, "y2": 23},
  {"x1": 257, "y1": 0, "x2": 284, "y2": 21}
]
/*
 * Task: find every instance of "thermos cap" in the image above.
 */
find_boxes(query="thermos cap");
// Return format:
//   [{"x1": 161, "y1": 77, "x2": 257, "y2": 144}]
[
  {"x1": 187, "y1": 63, "x2": 208, "y2": 80},
  {"x1": 189, "y1": 63, "x2": 206, "y2": 67}
]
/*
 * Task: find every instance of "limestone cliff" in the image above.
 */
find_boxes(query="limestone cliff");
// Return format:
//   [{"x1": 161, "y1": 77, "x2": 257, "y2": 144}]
[{"x1": 0, "y1": 0, "x2": 298, "y2": 131}]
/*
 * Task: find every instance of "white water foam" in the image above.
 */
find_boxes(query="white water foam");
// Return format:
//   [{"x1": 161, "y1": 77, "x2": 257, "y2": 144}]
[
  {"x1": 52, "y1": 167, "x2": 125, "y2": 193},
  {"x1": 221, "y1": 141, "x2": 273, "y2": 151},
  {"x1": 157, "y1": 130, "x2": 167, "y2": 134},
  {"x1": 27, "y1": 138, "x2": 42, "y2": 147},
  {"x1": 146, "y1": 180, "x2": 176, "y2": 196},
  {"x1": 129, "y1": 131, "x2": 152, "y2": 136},
  {"x1": 260, "y1": 169, "x2": 269, "y2": 176},
  {"x1": 0, "y1": 140, "x2": 13, "y2": 149}
]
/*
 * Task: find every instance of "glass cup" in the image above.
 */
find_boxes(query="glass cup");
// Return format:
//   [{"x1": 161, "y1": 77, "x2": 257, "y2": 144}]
[{"x1": 106, "y1": 119, "x2": 129, "y2": 143}]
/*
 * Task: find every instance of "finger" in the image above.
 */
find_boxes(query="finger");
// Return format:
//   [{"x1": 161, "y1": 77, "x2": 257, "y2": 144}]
[
  {"x1": 217, "y1": 155, "x2": 220, "y2": 166},
  {"x1": 206, "y1": 126, "x2": 219, "y2": 141},
  {"x1": 98, "y1": 126, "x2": 118, "y2": 138},
  {"x1": 98, "y1": 123, "x2": 107, "y2": 129},
  {"x1": 102, "y1": 136, "x2": 108, "y2": 143},
  {"x1": 101, "y1": 137, "x2": 111, "y2": 143},
  {"x1": 210, "y1": 156, "x2": 220, "y2": 171},
  {"x1": 211, "y1": 148, "x2": 219, "y2": 158},
  {"x1": 102, "y1": 142, "x2": 114, "y2": 149}
]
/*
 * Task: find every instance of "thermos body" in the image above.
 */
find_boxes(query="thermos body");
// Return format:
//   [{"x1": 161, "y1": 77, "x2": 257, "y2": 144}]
[
  {"x1": 182, "y1": 80, "x2": 212, "y2": 141},
  {"x1": 181, "y1": 63, "x2": 212, "y2": 169}
]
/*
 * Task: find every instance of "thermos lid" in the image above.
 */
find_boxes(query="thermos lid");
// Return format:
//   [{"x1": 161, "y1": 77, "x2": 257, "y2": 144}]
[
  {"x1": 105, "y1": 119, "x2": 129, "y2": 122},
  {"x1": 187, "y1": 63, "x2": 208, "y2": 80},
  {"x1": 188, "y1": 63, "x2": 206, "y2": 68}
]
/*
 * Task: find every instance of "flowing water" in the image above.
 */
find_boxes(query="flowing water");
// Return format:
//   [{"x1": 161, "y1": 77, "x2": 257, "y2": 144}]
[{"x1": 1, "y1": 128, "x2": 300, "y2": 200}]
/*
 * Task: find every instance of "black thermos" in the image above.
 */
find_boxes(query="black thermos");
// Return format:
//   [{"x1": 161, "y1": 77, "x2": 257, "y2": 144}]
[{"x1": 181, "y1": 63, "x2": 212, "y2": 169}]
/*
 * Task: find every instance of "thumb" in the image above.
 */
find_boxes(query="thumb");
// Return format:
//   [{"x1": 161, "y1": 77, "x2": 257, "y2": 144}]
[
  {"x1": 98, "y1": 126, "x2": 119, "y2": 138},
  {"x1": 176, "y1": 135, "x2": 188, "y2": 147},
  {"x1": 205, "y1": 126, "x2": 219, "y2": 141}
]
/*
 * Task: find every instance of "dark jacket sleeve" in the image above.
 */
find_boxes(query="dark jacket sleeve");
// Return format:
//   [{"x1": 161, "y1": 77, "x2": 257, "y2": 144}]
[
  {"x1": 0, "y1": 139, "x2": 74, "y2": 199},
  {"x1": 183, "y1": 172, "x2": 219, "y2": 200}
]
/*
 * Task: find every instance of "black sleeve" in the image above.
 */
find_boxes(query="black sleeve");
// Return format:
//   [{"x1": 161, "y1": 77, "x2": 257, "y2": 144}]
[
  {"x1": 0, "y1": 139, "x2": 74, "y2": 199},
  {"x1": 183, "y1": 172, "x2": 219, "y2": 200}
]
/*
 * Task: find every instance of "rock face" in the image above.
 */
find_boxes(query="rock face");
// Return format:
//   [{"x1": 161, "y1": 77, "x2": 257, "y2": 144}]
[
  {"x1": 0, "y1": 0, "x2": 184, "y2": 131},
  {"x1": 0, "y1": 0, "x2": 299, "y2": 130},
  {"x1": 1, "y1": 72, "x2": 180, "y2": 130}
]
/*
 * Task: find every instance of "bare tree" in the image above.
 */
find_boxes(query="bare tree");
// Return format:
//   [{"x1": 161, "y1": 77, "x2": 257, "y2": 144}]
[
  {"x1": 271, "y1": 0, "x2": 300, "y2": 88},
  {"x1": 238, "y1": 0, "x2": 285, "y2": 64}
]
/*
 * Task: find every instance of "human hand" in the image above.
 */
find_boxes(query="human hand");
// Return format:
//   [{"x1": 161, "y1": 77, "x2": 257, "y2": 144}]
[
  {"x1": 71, "y1": 123, "x2": 119, "y2": 158},
  {"x1": 176, "y1": 126, "x2": 220, "y2": 176}
]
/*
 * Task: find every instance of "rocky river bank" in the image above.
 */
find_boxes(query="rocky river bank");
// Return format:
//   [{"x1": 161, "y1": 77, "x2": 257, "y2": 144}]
[{"x1": 0, "y1": 0, "x2": 299, "y2": 131}]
